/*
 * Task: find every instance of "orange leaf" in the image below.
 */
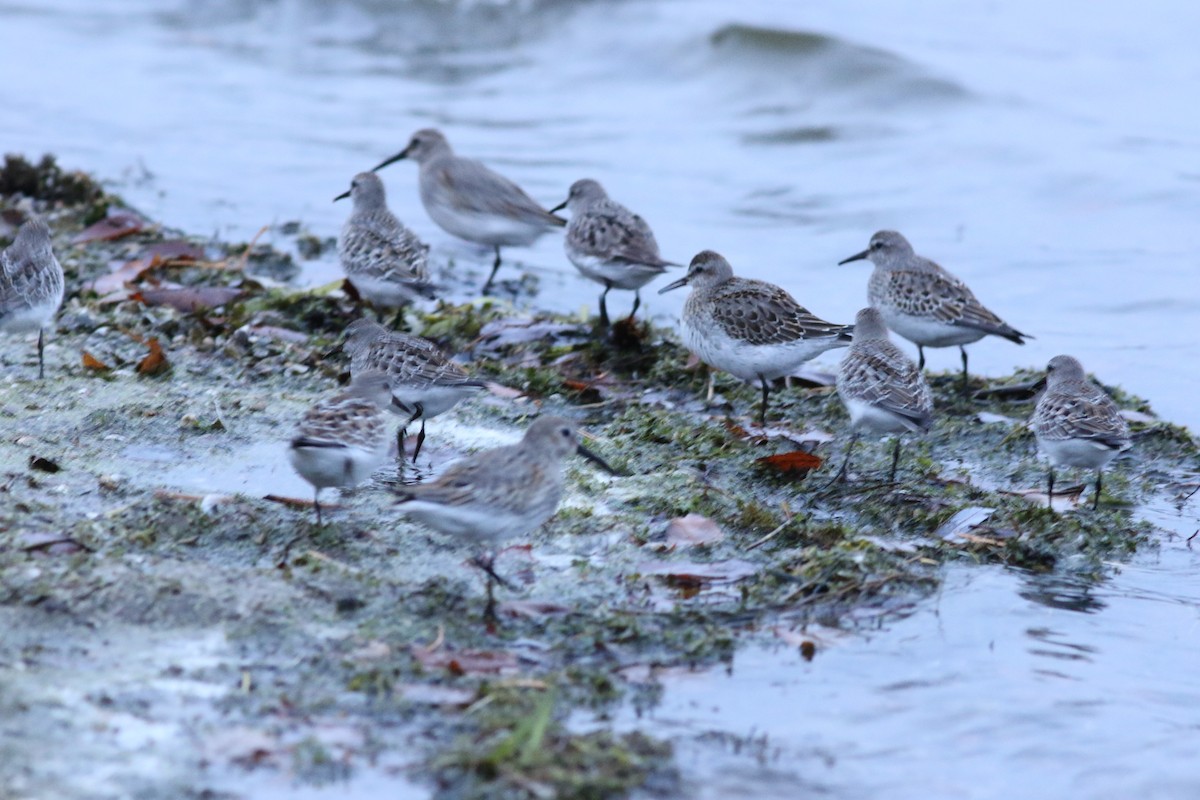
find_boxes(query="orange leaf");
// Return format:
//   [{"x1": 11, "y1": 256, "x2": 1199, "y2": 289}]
[
  {"x1": 755, "y1": 451, "x2": 823, "y2": 475},
  {"x1": 81, "y1": 351, "x2": 111, "y2": 371},
  {"x1": 136, "y1": 337, "x2": 170, "y2": 376}
]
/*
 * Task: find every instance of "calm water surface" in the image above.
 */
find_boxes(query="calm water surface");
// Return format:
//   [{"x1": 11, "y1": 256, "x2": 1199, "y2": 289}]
[{"x1": 3, "y1": 1, "x2": 1199, "y2": 796}]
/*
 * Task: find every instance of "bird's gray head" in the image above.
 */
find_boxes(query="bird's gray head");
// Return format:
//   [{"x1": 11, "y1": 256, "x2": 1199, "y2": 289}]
[
  {"x1": 1045, "y1": 354, "x2": 1086, "y2": 385},
  {"x1": 551, "y1": 178, "x2": 607, "y2": 214},
  {"x1": 657, "y1": 250, "x2": 734, "y2": 294},
  {"x1": 343, "y1": 317, "x2": 389, "y2": 357},
  {"x1": 838, "y1": 230, "x2": 915, "y2": 268},
  {"x1": 524, "y1": 415, "x2": 620, "y2": 474},
  {"x1": 372, "y1": 128, "x2": 451, "y2": 171},
  {"x1": 852, "y1": 307, "x2": 890, "y2": 341},
  {"x1": 346, "y1": 369, "x2": 393, "y2": 407},
  {"x1": 334, "y1": 171, "x2": 386, "y2": 207},
  {"x1": 9, "y1": 216, "x2": 53, "y2": 256}
]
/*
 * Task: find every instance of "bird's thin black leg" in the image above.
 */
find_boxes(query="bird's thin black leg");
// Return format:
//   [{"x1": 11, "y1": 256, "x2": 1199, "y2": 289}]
[
  {"x1": 889, "y1": 438, "x2": 902, "y2": 484},
  {"x1": 1093, "y1": 470, "x2": 1103, "y2": 511},
  {"x1": 917, "y1": 345, "x2": 926, "y2": 371},
  {"x1": 314, "y1": 490, "x2": 323, "y2": 525},
  {"x1": 1047, "y1": 469, "x2": 1055, "y2": 510},
  {"x1": 758, "y1": 376, "x2": 770, "y2": 427},
  {"x1": 598, "y1": 284, "x2": 611, "y2": 327},
  {"x1": 482, "y1": 247, "x2": 503, "y2": 294},
  {"x1": 413, "y1": 419, "x2": 428, "y2": 462},
  {"x1": 37, "y1": 328, "x2": 45, "y2": 380},
  {"x1": 959, "y1": 346, "x2": 970, "y2": 395},
  {"x1": 628, "y1": 290, "x2": 641, "y2": 322}
]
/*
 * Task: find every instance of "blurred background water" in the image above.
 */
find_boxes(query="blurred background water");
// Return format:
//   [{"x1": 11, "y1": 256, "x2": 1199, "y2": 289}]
[{"x1": 3, "y1": 1, "x2": 1199, "y2": 797}]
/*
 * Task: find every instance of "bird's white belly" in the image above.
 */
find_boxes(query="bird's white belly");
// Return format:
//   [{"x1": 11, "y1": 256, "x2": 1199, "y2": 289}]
[
  {"x1": 1037, "y1": 436, "x2": 1122, "y2": 470},
  {"x1": 289, "y1": 442, "x2": 388, "y2": 490},
  {"x1": 424, "y1": 201, "x2": 548, "y2": 247},
  {"x1": 684, "y1": 321, "x2": 845, "y2": 382},
  {"x1": 844, "y1": 398, "x2": 920, "y2": 435},
  {"x1": 390, "y1": 384, "x2": 477, "y2": 420},
  {"x1": 0, "y1": 299, "x2": 59, "y2": 333},
  {"x1": 567, "y1": 250, "x2": 663, "y2": 291},
  {"x1": 880, "y1": 309, "x2": 984, "y2": 348}
]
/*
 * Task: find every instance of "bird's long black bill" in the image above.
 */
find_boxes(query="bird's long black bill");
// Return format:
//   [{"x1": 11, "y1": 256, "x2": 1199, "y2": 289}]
[
  {"x1": 657, "y1": 275, "x2": 690, "y2": 294},
  {"x1": 371, "y1": 148, "x2": 410, "y2": 172},
  {"x1": 548, "y1": 199, "x2": 568, "y2": 214},
  {"x1": 333, "y1": 189, "x2": 351, "y2": 202},
  {"x1": 577, "y1": 443, "x2": 621, "y2": 475},
  {"x1": 838, "y1": 249, "x2": 870, "y2": 265}
]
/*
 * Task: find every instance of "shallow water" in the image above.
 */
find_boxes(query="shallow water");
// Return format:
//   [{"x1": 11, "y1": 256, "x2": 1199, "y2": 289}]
[{"x1": 4, "y1": 0, "x2": 1200, "y2": 796}]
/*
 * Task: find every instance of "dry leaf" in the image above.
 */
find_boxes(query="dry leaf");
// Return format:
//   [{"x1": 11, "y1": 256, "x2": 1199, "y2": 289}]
[
  {"x1": 637, "y1": 558, "x2": 758, "y2": 585},
  {"x1": 934, "y1": 507, "x2": 997, "y2": 542},
  {"x1": 485, "y1": 381, "x2": 525, "y2": 399},
  {"x1": 755, "y1": 451, "x2": 823, "y2": 476},
  {"x1": 81, "y1": 351, "x2": 111, "y2": 371},
  {"x1": 136, "y1": 337, "x2": 170, "y2": 376},
  {"x1": 71, "y1": 210, "x2": 143, "y2": 243},
  {"x1": 410, "y1": 646, "x2": 519, "y2": 676},
  {"x1": 135, "y1": 286, "x2": 243, "y2": 313},
  {"x1": 140, "y1": 240, "x2": 205, "y2": 260},
  {"x1": 665, "y1": 514, "x2": 725, "y2": 548}
]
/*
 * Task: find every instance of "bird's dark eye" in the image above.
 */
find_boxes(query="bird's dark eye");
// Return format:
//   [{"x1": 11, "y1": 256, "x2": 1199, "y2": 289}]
[
  {"x1": 871, "y1": 240, "x2": 884, "y2": 250},
  {"x1": 560, "y1": 427, "x2": 572, "y2": 438}
]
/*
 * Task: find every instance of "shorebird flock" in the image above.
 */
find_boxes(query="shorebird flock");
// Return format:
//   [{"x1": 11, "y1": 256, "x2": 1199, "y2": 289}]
[{"x1": 1, "y1": 127, "x2": 1136, "y2": 611}]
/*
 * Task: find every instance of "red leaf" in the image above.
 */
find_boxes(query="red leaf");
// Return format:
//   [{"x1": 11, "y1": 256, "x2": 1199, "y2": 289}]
[{"x1": 755, "y1": 451, "x2": 823, "y2": 476}]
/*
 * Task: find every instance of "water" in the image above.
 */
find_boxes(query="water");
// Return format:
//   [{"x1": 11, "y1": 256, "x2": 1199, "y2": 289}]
[{"x1": 3, "y1": 0, "x2": 1199, "y2": 796}]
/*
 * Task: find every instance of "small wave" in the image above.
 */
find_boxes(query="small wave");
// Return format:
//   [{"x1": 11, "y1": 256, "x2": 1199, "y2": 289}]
[{"x1": 709, "y1": 23, "x2": 969, "y2": 106}]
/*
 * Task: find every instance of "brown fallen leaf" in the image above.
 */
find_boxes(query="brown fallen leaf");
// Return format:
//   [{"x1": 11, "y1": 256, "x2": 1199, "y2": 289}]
[
  {"x1": 755, "y1": 451, "x2": 823, "y2": 476},
  {"x1": 410, "y1": 646, "x2": 519, "y2": 676},
  {"x1": 136, "y1": 337, "x2": 170, "y2": 376},
  {"x1": 665, "y1": 513, "x2": 725, "y2": 548},
  {"x1": 71, "y1": 209, "x2": 143, "y2": 244},
  {"x1": 134, "y1": 286, "x2": 243, "y2": 313},
  {"x1": 86, "y1": 256, "x2": 159, "y2": 295},
  {"x1": 82, "y1": 351, "x2": 111, "y2": 371},
  {"x1": 140, "y1": 240, "x2": 205, "y2": 261},
  {"x1": 637, "y1": 558, "x2": 758, "y2": 585}
]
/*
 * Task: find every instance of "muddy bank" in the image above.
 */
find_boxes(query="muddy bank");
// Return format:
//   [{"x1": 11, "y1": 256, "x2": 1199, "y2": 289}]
[{"x1": 1, "y1": 156, "x2": 1197, "y2": 799}]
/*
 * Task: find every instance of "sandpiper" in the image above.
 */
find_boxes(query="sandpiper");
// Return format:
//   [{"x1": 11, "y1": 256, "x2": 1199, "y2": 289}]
[
  {"x1": 395, "y1": 415, "x2": 618, "y2": 617},
  {"x1": 334, "y1": 172, "x2": 435, "y2": 319},
  {"x1": 288, "y1": 371, "x2": 394, "y2": 524},
  {"x1": 371, "y1": 128, "x2": 565, "y2": 293},
  {"x1": 830, "y1": 307, "x2": 933, "y2": 484},
  {"x1": 1029, "y1": 354, "x2": 1131, "y2": 510},
  {"x1": 344, "y1": 318, "x2": 485, "y2": 463},
  {"x1": 838, "y1": 230, "x2": 1028, "y2": 391},
  {"x1": 549, "y1": 178, "x2": 676, "y2": 326},
  {"x1": 659, "y1": 250, "x2": 853, "y2": 426},
  {"x1": 1, "y1": 216, "x2": 64, "y2": 379}
]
